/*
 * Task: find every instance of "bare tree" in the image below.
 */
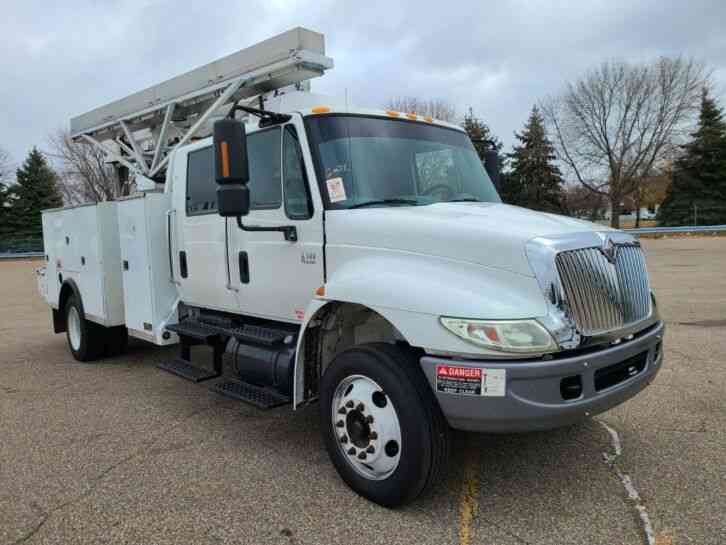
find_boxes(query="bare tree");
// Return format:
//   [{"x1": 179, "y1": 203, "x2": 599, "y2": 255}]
[
  {"x1": 386, "y1": 97, "x2": 457, "y2": 123},
  {"x1": 47, "y1": 130, "x2": 131, "y2": 205},
  {"x1": 563, "y1": 184, "x2": 608, "y2": 221},
  {"x1": 541, "y1": 57, "x2": 707, "y2": 227}
]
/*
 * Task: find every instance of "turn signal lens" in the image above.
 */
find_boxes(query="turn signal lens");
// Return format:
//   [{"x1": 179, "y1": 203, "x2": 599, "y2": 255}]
[
  {"x1": 440, "y1": 317, "x2": 558, "y2": 354},
  {"x1": 315, "y1": 286, "x2": 325, "y2": 296}
]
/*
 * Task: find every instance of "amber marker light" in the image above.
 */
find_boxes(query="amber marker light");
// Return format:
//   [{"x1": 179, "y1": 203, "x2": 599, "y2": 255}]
[
  {"x1": 315, "y1": 286, "x2": 326, "y2": 296},
  {"x1": 220, "y1": 141, "x2": 230, "y2": 178},
  {"x1": 312, "y1": 106, "x2": 331, "y2": 113},
  {"x1": 386, "y1": 110, "x2": 400, "y2": 117},
  {"x1": 406, "y1": 113, "x2": 417, "y2": 120}
]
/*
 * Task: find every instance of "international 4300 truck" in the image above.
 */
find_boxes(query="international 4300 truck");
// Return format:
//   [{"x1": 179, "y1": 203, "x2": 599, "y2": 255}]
[{"x1": 36, "y1": 28, "x2": 664, "y2": 506}]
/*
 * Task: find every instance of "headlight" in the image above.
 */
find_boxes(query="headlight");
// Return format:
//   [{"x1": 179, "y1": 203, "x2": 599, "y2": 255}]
[{"x1": 439, "y1": 317, "x2": 558, "y2": 354}]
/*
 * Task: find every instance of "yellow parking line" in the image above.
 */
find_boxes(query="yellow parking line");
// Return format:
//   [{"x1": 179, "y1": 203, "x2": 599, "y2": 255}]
[{"x1": 458, "y1": 448, "x2": 480, "y2": 545}]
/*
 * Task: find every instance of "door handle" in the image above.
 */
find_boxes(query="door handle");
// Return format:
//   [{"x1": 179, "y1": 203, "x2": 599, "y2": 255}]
[
  {"x1": 179, "y1": 251, "x2": 188, "y2": 278},
  {"x1": 238, "y1": 251, "x2": 249, "y2": 284}
]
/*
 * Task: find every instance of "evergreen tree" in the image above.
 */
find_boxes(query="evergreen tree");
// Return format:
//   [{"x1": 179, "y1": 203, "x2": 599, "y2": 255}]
[
  {"x1": 462, "y1": 108, "x2": 502, "y2": 162},
  {"x1": 658, "y1": 89, "x2": 726, "y2": 226},
  {"x1": 504, "y1": 106, "x2": 565, "y2": 212},
  {"x1": 6, "y1": 148, "x2": 63, "y2": 239}
]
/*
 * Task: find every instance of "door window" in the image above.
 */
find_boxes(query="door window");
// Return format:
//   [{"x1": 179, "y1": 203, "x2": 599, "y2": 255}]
[
  {"x1": 186, "y1": 146, "x2": 216, "y2": 215},
  {"x1": 248, "y1": 127, "x2": 282, "y2": 210},
  {"x1": 185, "y1": 128, "x2": 282, "y2": 216},
  {"x1": 283, "y1": 125, "x2": 313, "y2": 219}
]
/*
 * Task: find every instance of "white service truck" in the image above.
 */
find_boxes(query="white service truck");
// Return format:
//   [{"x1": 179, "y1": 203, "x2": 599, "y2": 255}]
[{"x1": 37, "y1": 28, "x2": 664, "y2": 506}]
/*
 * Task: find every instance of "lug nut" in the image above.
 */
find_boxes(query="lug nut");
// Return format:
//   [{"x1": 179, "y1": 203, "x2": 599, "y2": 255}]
[
  {"x1": 347, "y1": 447, "x2": 356, "y2": 455},
  {"x1": 369, "y1": 431, "x2": 378, "y2": 440},
  {"x1": 346, "y1": 400, "x2": 354, "y2": 408},
  {"x1": 356, "y1": 403, "x2": 365, "y2": 412},
  {"x1": 340, "y1": 435, "x2": 348, "y2": 444},
  {"x1": 336, "y1": 420, "x2": 344, "y2": 428},
  {"x1": 357, "y1": 451, "x2": 367, "y2": 460},
  {"x1": 366, "y1": 415, "x2": 374, "y2": 424},
  {"x1": 366, "y1": 446, "x2": 375, "y2": 454},
  {"x1": 338, "y1": 407, "x2": 347, "y2": 415}
]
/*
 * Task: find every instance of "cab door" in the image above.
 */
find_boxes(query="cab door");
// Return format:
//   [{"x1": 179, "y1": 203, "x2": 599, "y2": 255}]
[
  {"x1": 228, "y1": 117, "x2": 324, "y2": 323},
  {"x1": 171, "y1": 141, "x2": 237, "y2": 312}
]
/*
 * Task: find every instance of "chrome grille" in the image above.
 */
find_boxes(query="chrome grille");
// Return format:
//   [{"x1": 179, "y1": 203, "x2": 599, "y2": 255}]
[{"x1": 555, "y1": 245, "x2": 651, "y2": 336}]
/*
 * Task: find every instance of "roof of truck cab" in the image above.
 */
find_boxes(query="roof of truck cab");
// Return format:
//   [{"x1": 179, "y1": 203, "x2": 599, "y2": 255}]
[{"x1": 264, "y1": 91, "x2": 466, "y2": 132}]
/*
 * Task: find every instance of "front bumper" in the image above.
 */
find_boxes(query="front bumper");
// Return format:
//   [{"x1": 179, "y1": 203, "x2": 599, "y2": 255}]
[{"x1": 420, "y1": 320, "x2": 665, "y2": 432}]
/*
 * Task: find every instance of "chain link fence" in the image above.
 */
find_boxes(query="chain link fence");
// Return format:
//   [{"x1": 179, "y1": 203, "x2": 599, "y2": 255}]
[{"x1": 0, "y1": 237, "x2": 44, "y2": 258}]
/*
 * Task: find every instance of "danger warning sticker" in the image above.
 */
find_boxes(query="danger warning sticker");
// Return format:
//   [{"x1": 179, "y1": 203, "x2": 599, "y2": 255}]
[{"x1": 435, "y1": 365, "x2": 506, "y2": 397}]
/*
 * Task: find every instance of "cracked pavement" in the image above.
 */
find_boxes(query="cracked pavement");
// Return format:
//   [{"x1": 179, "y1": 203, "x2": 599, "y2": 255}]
[{"x1": 1, "y1": 237, "x2": 725, "y2": 545}]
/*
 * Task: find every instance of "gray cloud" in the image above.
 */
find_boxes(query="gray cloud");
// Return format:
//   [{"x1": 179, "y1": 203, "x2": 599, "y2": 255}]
[{"x1": 1, "y1": 0, "x2": 725, "y2": 167}]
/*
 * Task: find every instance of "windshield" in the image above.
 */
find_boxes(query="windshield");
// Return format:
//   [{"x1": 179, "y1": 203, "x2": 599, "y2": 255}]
[{"x1": 305, "y1": 115, "x2": 501, "y2": 209}]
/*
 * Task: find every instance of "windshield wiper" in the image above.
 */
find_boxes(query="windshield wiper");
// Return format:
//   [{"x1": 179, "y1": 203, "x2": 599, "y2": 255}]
[{"x1": 347, "y1": 198, "x2": 420, "y2": 209}]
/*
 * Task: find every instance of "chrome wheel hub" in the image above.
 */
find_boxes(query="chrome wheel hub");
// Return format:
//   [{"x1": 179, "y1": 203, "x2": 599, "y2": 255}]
[{"x1": 332, "y1": 375, "x2": 401, "y2": 480}]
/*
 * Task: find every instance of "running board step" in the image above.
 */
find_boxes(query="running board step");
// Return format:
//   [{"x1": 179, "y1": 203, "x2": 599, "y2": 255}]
[
  {"x1": 165, "y1": 321, "x2": 221, "y2": 342},
  {"x1": 210, "y1": 380, "x2": 291, "y2": 409},
  {"x1": 230, "y1": 324, "x2": 290, "y2": 346},
  {"x1": 165, "y1": 320, "x2": 295, "y2": 347},
  {"x1": 157, "y1": 358, "x2": 221, "y2": 383}
]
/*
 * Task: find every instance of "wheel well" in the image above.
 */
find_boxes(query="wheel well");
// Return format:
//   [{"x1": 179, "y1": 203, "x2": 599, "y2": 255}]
[
  {"x1": 299, "y1": 303, "x2": 410, "y2": 402},
  {"x1": 55, "y1": 281, "x2": 79, "y2": 333}
]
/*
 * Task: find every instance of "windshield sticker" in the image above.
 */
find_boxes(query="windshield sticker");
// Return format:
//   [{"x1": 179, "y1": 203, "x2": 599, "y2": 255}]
[{"x1": 326, "y1": 177, "x2": 347, "y2": 203}]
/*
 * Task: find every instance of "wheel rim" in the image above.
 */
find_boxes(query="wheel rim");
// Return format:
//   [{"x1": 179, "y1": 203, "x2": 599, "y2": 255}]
[
  {"x1": 331, "y1": 374, "x2": 402, "y2": 481},
  {"x1": 68, "y1": 306, "x2": 81, "y2": 351}
]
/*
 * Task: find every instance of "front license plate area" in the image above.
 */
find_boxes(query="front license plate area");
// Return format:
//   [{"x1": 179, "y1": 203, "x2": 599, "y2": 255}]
[{"x1": 436, "y1": 365, "x2": 506, "y2": 397}]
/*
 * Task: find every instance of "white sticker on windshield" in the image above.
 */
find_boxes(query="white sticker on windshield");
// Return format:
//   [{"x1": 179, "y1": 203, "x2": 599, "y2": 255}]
[{"x1": 326, "y1": 177, "x2": 347, "y2": 203}]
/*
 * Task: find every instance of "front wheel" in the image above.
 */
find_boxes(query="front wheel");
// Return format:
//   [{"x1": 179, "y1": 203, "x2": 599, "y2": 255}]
[{"x1": 320, "y1": 343, "x2": 450, "y2": 507}]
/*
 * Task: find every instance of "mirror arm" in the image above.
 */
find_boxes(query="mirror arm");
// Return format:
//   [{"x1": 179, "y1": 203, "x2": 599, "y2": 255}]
[{"x1": 235, "y1": 217, "x2": 298, "y2": 242}]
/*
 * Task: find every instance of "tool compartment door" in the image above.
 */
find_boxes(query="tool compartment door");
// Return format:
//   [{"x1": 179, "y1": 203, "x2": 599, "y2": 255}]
[{"x1": 118, "y1": 197, "x2": 155, "y2": 339}]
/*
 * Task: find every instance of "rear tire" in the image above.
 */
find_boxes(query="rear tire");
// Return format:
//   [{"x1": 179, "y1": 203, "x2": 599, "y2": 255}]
[
  {"x1": 320, "y1": 343, "x2": 450, "y2": 507},
  {"x1": 64, "y1": 296, "x2": 105, "y2": 362}
]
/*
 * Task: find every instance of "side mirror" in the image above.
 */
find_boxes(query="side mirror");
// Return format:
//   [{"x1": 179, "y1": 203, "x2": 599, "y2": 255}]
[
  {"x1": 214, "y1": 118, "x2": 250, "y2": 216},
  {"x1": 484, "y1": 148, "x2": 500, "y2": 190}
]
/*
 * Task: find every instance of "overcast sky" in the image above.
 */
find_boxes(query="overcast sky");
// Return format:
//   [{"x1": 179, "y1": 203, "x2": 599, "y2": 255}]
[{"x1": 1, "y1": 0, "x2": 725, "y2": 170}]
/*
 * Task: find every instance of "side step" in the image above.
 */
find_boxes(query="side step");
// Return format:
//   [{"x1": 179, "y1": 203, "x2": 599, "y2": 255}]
[
  {"x1": 158, "y1": 358, "x2": 221, "y2": 383},
  {"x1": 165, "y1": 321, "x2": 221, "y2": 342},
  {"x1": 158, "y1": 319, "x2": 225, "y2": 383},
  {"x1": 210, "y1": 379, "x2": 291, "y2": 409}
]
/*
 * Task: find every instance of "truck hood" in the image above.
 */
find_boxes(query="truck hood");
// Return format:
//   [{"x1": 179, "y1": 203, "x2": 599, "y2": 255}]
[{"x1": 325, "y1": 202, "x2": 610, "y2": 277}]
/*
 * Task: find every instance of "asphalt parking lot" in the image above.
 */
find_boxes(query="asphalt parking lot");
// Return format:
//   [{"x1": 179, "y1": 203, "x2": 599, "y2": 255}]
[{"x1": 1, "y1": 237, "x2": 725, "y2": 545}]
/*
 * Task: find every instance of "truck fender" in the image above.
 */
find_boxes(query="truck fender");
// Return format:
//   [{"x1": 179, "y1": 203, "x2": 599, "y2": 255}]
[{"x1": 55, "y1": 279, "x2": 84, "y2": 333}]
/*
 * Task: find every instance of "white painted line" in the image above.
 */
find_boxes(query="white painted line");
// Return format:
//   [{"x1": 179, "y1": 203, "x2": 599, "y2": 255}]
[{"x1": 598, "y1": 420, "x2": 655, "y2": 545}]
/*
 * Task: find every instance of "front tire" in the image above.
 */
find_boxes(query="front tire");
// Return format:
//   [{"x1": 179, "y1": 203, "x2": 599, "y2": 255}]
[
  {"x1": 320, "y1": 343, "x2": 450, "y2": 507},
  {"x1": 64, "y1": 296, "x2": 105, "y2": 362}
]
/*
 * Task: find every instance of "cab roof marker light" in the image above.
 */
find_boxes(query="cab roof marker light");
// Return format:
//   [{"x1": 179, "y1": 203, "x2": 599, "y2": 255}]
[
  {"x1": 406, "y1": 113, "x2": 417, "y2": 120},
  {"x1": 312, "y1": 106, "x2": 331, "y2": 113},
  {"x1": 386, "y1": 110, "x2": 400, "y2": 117},
  {"x1": 424, "y1": 116, "x2": 434, "y2": 123}
]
